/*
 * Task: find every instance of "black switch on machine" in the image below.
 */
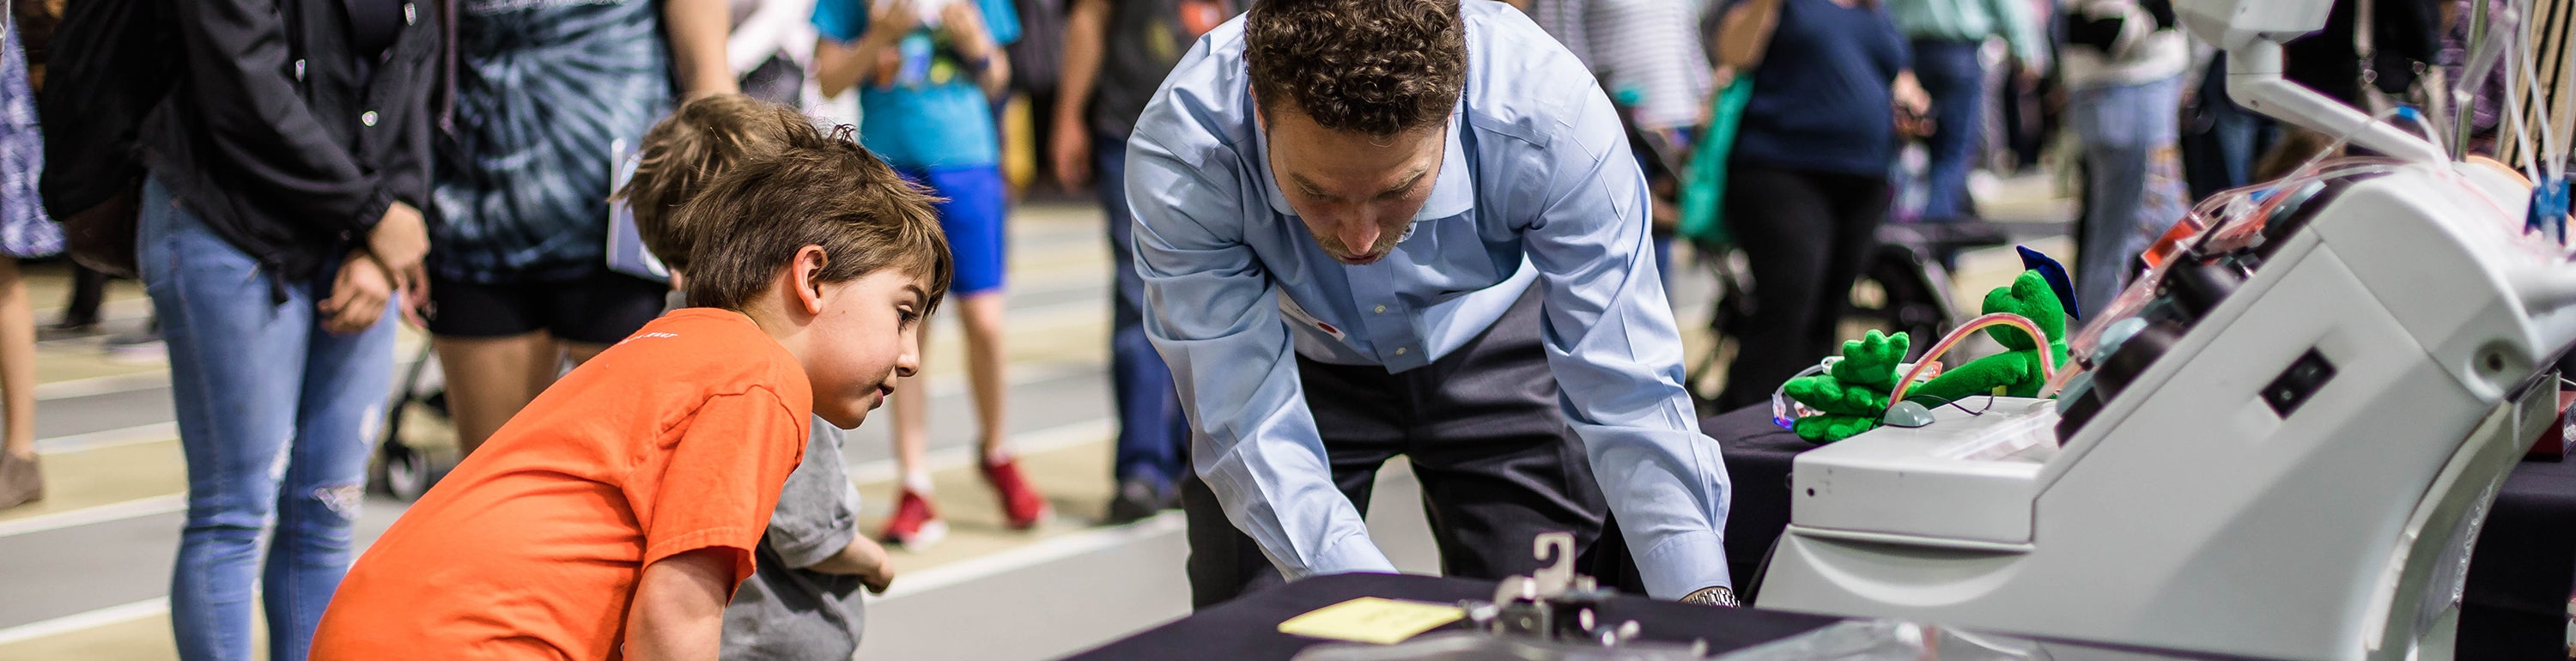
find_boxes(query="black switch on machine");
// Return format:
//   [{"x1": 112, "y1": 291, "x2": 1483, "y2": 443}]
[{"x1": 2262, "y1": 349, "x2": 2337, "y2": 417}]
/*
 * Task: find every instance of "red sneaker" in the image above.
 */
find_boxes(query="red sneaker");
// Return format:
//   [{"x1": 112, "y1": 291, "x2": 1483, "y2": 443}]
[
  {"x1": 981, "y1": 458, "x2": 1052, "y2": 530},
  {"x1": 880, "y1": 488, "x2": 947, "y2": 549}
]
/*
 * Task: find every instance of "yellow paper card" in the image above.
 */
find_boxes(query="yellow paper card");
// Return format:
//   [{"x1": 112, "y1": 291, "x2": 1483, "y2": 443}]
[{"x1": 1276, "y1": 597, "x2": 1467, "y2": 645}]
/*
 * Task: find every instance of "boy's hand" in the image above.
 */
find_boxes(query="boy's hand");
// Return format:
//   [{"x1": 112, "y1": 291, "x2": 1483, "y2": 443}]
[
  {"x1": 319, "y1": 252, "x2": 393, "y2": 335},
  {"x1": 808, "y1": 535, "x2": 898, "y2": 594},
  {"x1": 853, "y1": 537, "x2": 896, "y2": 594}
]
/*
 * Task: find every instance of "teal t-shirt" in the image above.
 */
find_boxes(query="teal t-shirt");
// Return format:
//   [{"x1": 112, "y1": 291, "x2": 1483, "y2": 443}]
[{"x1": 812, "y1": 0, "x2": 1021, "y2": 169}]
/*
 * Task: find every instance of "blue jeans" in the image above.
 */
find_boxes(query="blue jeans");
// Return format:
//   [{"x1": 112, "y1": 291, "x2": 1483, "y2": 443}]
[
  {"x1": 1097, "y1": 136, "x2": 1189, "y2": 490},
  {"x1": 140, "y1": 179, "x2": 396, "y2": 661},
  {"x1": 2069, "y1": 75, "x2": 2190, "y2": 319},
  {"x1": 1912, "y1": 39, "x2": 1985, "y2": 221}
]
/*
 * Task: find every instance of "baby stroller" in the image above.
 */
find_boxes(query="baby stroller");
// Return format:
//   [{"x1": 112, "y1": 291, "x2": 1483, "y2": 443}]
[{"x1": 369, "y1": 343, "x2": 452, "y2": 501}]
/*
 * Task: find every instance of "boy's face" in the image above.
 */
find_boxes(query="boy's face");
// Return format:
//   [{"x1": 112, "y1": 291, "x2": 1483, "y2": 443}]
[{"x1": 805, "y1": 269, "x2": 929, "y2": 429}]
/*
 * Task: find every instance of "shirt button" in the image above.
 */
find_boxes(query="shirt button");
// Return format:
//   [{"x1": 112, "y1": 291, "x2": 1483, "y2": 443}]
[
  {"x1": 1374, "y1": 305, "x2": 1387, "y2": 314},
  {"x1": 1394, "y1": 347, "x2": 1408, "y2": 355},
  {"x1": 361, "y1": 111, "x2": 380, "y2": 127}
]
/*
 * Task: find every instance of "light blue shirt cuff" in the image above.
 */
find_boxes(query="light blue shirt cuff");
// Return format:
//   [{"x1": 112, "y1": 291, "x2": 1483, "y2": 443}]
[
  {"x1": 1634, "y1": 529, "x2": 1733, "y2": 600},
  {"x1": 1296, "y1": 530, "x2": 1400, "y2": 579}
]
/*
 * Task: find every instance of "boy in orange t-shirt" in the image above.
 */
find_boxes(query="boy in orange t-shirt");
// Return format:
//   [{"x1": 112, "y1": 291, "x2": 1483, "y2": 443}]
[{"x1": 311, "y1": 128, "x2": 951, "y2": 660}]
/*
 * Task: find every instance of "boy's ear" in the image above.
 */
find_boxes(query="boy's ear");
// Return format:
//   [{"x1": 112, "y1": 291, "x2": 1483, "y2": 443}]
[{"x1": 790, "y1": 246, "x2": 829, "y2": 317}]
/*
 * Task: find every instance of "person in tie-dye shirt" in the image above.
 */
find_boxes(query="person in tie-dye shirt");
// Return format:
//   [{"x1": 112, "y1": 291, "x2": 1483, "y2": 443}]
[{"x1": 428, "y1": 0, "x2": 738, "y2": 462}]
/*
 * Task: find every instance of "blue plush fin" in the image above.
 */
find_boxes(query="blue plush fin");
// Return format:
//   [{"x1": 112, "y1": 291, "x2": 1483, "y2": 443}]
[{"x1": 2015, "y1": 246, "x2": 2081, "y2": 320}]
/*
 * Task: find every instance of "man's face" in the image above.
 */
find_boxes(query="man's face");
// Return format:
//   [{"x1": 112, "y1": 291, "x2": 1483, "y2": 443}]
[
  {"x1": 1262, "y1": 106, "x2": 1444, "y2": 265},
  {"x1": 803, "y1": 269, "x2": 928, "y2": 429}
]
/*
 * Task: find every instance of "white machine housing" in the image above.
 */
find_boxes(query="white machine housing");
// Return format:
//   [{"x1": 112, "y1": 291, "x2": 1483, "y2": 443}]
[
  {"x1": 1753, "y1": 2, "x2": 2576, "y2": 656},
  {"x1": 1756, "y1": 147, "x2": 2565, "y2": 661}
]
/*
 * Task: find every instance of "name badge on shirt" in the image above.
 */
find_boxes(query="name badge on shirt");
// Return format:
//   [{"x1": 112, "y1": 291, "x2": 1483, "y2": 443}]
[{"x1": 1278, "y1": 294, "x2": 1345, "y2": 341}]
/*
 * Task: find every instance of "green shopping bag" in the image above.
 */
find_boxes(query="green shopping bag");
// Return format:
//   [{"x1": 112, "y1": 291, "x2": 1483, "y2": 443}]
[{"x1": 1679, "y1": 79, "x2": 1754, "y2": 248}]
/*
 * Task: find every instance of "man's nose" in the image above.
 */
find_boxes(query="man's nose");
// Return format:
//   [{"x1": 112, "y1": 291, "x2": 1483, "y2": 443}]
[{"x1": 1337, "y1": 214, "x2": 1380, "y2": 253}]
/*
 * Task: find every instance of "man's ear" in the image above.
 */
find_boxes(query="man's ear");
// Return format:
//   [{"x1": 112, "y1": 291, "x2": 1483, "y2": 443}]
[{"x1": 790, "y1": 245, "x2": 829, "y2": 316}]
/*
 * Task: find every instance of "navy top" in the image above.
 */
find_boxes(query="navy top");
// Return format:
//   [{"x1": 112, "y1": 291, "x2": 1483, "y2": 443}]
[{"x1": 1731, "y1": 0, "x2": 1908, "y2": 177}]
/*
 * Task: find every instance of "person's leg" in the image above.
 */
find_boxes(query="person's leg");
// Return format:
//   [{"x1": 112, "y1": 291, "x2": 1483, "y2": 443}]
[
  {"x1": 424, "y1": 276, "x2": 552, "y2": 458},
  {"x1": 56, "y1": 261, "x2": 106, "y2": 330},
  {"x1": 1713, "y1": 165, "x2": 1838, "y2": 410},
  {"x1": 264, "y1": 260, "x2": 397, "y2": 660},
  {"x1": 880, "y1": 318, "x2": 946, "y2": 546},
  {"x1": 1814, "y1": 172, "x2": 1893, "y2": 344},
  {"x1": 141, "y1": 178, "x2": 307, "y2": 661},
  {"x1": 0, "y1": 257, "x2": 33, "y2": 459},
  {"x1": 1914, "y1": 39, "x2": 1987, "y2": 221},
  {"x1": 1400, "y1": 288, "x2": 1620, "y2": 585},
  {"x1": 0, "y1": 256, "x2": 36, "y2": 508},
  {"x1": 926, "y1": 165, "x2": 1048, "y2": 527},
  {"x1": 1100, "y1": 137, "x2": 1189, "y2": 519},
  {"x1": 2071, "y1": 82, "x2": 2154, "y2": 319},
  {"x1": 431, "y1": 332, "x2": 556, "y2": 458}
]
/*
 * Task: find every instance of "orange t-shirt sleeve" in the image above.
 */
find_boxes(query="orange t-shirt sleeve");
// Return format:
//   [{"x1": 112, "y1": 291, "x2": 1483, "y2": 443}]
[{"x1": 638, "y1": 388, "x2": 809, "y2": 588}]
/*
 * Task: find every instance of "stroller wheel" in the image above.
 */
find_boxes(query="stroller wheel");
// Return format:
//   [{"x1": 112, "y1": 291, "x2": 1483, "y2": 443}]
[{"x1": 384, "y1": 444, "x2": 438, "y2": 501}]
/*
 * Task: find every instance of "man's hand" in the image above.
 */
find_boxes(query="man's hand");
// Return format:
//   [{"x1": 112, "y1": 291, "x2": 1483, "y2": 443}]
[
  {"x1": 623, "y1": 549, "x2": 736, "y2": 661},
  {"x1": 1052, "y1": 121, "x2": 1092, "y2": 190},
  {"x1": 319, "y1": 252, "x2": 393, "y2": 335},
  {"x1": 807, "y1": 535, "x2": 899, "y2": 594}
]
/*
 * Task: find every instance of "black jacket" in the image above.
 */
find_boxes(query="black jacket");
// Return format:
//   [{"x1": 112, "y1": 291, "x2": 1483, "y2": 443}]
[{"x1": 137, "y1": 0, "x2": 440, "y2": 282}]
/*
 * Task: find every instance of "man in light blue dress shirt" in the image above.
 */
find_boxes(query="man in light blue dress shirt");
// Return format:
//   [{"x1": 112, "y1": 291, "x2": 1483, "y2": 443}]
[{"x1": 1125, "y1": 0, "x2": 1736, "y2": 608}]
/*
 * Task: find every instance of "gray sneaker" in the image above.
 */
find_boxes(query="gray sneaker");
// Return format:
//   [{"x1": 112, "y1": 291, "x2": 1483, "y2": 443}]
[
  {"x1": 0, "y1": 451, "x2": 42, "y2": 510},
  {"x1": 105, "y1": 326, "x2": 166, "y2": 363}
]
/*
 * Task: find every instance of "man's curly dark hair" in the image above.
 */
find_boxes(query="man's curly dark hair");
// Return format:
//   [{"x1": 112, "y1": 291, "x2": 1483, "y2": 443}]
[{"x1": 1244, "y1": 0, "x2": 1466, "y2": 137}]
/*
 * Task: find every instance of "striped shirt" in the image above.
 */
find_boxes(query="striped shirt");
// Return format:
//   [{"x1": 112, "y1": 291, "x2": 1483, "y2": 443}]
[{"x1": 1526, "y1": 0, "x2": 1715, "y2": 131}]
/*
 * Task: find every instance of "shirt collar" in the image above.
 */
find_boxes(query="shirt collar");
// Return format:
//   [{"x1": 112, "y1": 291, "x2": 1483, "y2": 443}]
[{"x1": 1255, "y1": 106, "x2": 1476, "y2": 223}]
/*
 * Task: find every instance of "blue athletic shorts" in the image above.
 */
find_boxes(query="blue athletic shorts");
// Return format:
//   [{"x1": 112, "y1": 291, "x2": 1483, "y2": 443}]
[{"x1": 897, "y1": 165, "x2": 1008, "y2": 296}]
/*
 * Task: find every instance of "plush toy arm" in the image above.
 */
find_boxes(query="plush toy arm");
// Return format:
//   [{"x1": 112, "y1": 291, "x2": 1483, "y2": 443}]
[
  {"x1": 1793, "y1": 414, "x2": 1883, "y2": 443},
  {"x1": 1784, "y1": 373, "x2": 1891, "y2": 415},
  {"x1": 1827, "y1": 330, "x2": 1909, "y2": 387},
  {"x1": 1909, "y1": 352, "x2": 2039, "y2": 403}
]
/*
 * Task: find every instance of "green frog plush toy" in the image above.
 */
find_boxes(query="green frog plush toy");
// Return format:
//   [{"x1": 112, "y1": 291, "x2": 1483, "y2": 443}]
[{"x1": 1781, "y1": 261, "x2": 2075, "y2": 444}]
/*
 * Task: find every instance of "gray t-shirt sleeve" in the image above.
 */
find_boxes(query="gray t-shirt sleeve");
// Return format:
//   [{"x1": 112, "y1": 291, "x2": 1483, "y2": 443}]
[{"x1": 765, "y1": 421, "x2": 863, "y2": 569}]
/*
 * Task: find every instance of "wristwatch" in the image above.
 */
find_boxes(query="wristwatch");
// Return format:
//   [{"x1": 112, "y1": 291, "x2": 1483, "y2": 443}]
[{"x1": 1680, "y1": 585, "x2": 1740, "y2": 608}]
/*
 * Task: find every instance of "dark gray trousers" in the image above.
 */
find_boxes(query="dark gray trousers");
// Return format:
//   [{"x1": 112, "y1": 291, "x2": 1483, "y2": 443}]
[{"x1": 1180, "y1": 288, "x2": 1641, "y2": 609}]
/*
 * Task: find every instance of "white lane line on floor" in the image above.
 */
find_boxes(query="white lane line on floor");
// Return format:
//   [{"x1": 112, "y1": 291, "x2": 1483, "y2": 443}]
[
  {"x1": 0, "y1": 411, "x2": 1121, "y2": 640},
  {"x1": 34, "y1": 421, "x2": 179, "y2": 455},
  {"x1": 33, "y1": 373, "x2": 171, "y2": 402},
  {"x1": 3, "y1": 361, "x2": 1111, "y2": 542},
  {"x1": 0, "y1": 494, "x2": 187, "y2": 540},
  {"x1": 845, "y1": 417, "x2": 1112, "y2": 487},
  {"x1": 870, "y1": 511, "x2": 1182, "y2": 603},
  {"x1": 0, "y1": 597, "x2": 169, "y2": 646}
]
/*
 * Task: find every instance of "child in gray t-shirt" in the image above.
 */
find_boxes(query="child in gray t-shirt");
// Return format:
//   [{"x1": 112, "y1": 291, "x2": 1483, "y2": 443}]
[
  {"x1": 721, "y1": 424, "x2": 891, "y2": 660},
  {"x1": 615, "y1": 94, "x2": 900, "y2": 660}
]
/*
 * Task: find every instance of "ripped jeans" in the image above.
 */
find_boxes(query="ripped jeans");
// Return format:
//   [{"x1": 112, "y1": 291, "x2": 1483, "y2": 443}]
[{"x1": 139, "y1": 179, "x2": 394, "y2": 661}]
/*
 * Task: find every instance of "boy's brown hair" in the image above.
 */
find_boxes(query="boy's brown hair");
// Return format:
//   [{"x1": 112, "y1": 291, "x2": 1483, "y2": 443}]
[
  {"x1": 677, "y1": 124, "x2": 953, "y2": 314},
  {"x1": 615, "y1": 94, "x2": 819, "y2": 273}
]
